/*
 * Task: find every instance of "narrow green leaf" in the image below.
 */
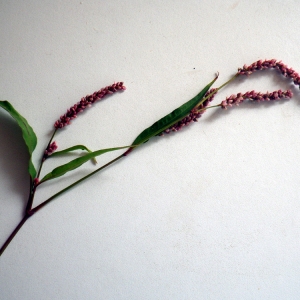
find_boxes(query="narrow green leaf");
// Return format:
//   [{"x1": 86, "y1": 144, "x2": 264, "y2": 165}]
[
  {"x1": 40, "y1": 146, "x2": 130, "y2": 183},
  {"x1": 50, "y1": 145, "x2": 93, "y2": 157},
  {"x1": 129, "y1": 76, "x2": 218, "y2": 147},
  {"x1": 0, "y1": 100, "x2": 37, "y2": 179},
  {"x1": 49, "y1": 144, "x2": 97, "y2": 164}
]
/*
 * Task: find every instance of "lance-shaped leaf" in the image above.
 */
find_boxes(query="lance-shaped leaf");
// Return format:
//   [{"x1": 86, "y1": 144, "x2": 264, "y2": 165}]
[
  {"x1": 49, "y1": 144, "x2": 98, "y2": 164},
  {"x1": 128, "y1": 76, "x2": 218, "y2": 148},
  {"x1": 40, "y1": 145, "x2": 131, "y2": 183},
  {"x1": 0, "y1": 100, "x2": 37, "y2": 179}
]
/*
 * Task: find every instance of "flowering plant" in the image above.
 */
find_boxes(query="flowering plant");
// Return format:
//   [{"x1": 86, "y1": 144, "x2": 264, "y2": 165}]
[{"x1": 0, "y1": 59, "x2": 297, "y2": 256}]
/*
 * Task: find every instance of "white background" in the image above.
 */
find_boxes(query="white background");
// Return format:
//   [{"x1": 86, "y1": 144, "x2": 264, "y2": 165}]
[{"x1": 1, "y1": 1, "x2": 300, "y2": 299}]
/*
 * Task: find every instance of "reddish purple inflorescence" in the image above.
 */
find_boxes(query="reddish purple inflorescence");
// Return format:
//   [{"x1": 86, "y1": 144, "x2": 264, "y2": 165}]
[
  {"x1": 160, "y1": 88, "x2": 218, "y2": 135},
  {"x1": 238, "y1": 59, "x2": 300, "y2": 88},
  {"x1": 220, "y1": 89, "x2": 293, "y2": 109},
  {"x1": 43, "y1": 141, "x2": 58, "y2": 161},
  {"x1": 54, "y1": 82, "x2": 126, "y2": 129}
]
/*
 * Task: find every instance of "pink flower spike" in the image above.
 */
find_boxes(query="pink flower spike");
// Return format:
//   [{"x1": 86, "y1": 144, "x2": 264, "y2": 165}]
[
  {"x1": 54, "y1": 82, "x2": 126, "y2": 129},
  {"x1": 238, "y1": 59, "x2": 300, "y2": 88},
  {"x1": 220, "y1": 89, "x2": 293, "y2": 109}
]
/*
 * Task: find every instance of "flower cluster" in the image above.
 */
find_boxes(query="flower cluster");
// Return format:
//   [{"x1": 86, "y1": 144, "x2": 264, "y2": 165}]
[
  {"x1": 54, "y1": 82, "x2": 126, "y2": 129},
  {"x1": 220, "y1": 89, "x2": 293, "y2": 109},
  {"x1": 43, "y1": 141, "x2": 58, "y2": 161},
  {"x1": 238, "y1": 59, "x2": 300, "y2": 87},
  {"x1": 160, "y1": 88, "x2": 218, "y2": 135}
]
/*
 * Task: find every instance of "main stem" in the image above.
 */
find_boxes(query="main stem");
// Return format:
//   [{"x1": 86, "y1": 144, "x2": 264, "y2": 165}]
[
  {"x1": 0, "y1": 152, "x2": 126, "y2": 256},
  {"x1": 0, "y1": 214, "x2": 30, "y2": 256},
  {"x1": 1, "y1": 129, "x2": 58, "y2": 257},
  {"x1": 31, "y1": 152, "x2": 125, "y2": 214}
]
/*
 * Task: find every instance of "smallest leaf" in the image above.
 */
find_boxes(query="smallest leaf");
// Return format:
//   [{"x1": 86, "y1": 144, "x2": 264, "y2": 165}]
[
  {"x1": 40, "y1": 145, "x2": 132, "y2": 183},
  {"x1": 49, "y1": 144, "x2": 98, "y2": 164}
]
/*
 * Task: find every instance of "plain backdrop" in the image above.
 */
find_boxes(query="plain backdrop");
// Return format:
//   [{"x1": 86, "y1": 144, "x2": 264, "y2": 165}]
[{"x1": 1, "y1": 1, "x2": 300, "y2": 299}]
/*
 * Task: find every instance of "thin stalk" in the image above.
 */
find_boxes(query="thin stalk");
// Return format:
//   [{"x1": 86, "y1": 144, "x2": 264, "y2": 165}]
[
  {"x1": 217, "y1": 72, "x2": 239, "y2": 90},
  {"x1": 36, "y1": 129, "x2": 57, "y2": 179},
  {"x1": 195, "y1": 72, "x2": 239, "y2": 109},
  {"x1": 0, "y1": 214, "x2": 30, "y2": 256},
  {"x1": 197, "y1": 103, "x2": 222, "y2": 112}
]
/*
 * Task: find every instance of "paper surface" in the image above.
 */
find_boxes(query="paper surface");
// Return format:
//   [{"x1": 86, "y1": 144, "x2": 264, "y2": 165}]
[{"x1": 1, "y1": 1, "x2": 300, "y2": 299}]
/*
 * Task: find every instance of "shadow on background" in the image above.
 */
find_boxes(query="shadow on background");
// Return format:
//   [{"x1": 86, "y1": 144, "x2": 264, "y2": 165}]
[{"x1": 0, "y1": 109, "x2": 31, "y2": 205}]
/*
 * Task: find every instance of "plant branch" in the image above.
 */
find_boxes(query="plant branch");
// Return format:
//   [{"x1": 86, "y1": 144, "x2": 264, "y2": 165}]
[{"x1": 30, "y1": 152, "x2": 127, "y2": 214}]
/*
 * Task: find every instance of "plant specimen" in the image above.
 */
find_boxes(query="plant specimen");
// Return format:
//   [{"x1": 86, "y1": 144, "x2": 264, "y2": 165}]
[{"x1": 0, "y1": 59, "x2": 296, "y2": 256}]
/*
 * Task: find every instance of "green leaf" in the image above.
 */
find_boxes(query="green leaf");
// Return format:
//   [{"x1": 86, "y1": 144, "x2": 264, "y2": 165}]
[
  {"x1": 0, "y1": 100, "x2": 37, "y2": 179},
  {"x1": 40, "y1": 146, "x2": 130, "y2": 183},
  {"x1": 49, "y1": 144, "x2": 97, "y2": 164},
  {"x1": 50, "y1": 145, "x2": 93, "y2": 157},
  {"x1": 129, "y1": 76, "x2": 218, "y2": 147}
]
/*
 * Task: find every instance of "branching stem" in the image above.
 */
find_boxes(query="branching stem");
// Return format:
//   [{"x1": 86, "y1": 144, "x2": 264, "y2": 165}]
[{"x1": 1, "y1": 74, "x2": 240, "y2": 257}]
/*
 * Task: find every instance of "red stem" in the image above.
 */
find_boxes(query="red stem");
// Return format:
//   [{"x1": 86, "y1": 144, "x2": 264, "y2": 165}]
[
  {"x1": 0, "y1": 152, "x2": 126, "y2": 256},
  {"x1": 0, "y1": 213, "x2": 31, "y2": 256}
]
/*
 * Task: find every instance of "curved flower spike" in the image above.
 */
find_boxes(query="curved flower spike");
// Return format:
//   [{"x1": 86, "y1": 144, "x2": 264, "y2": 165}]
[
  {"x1": 54, "y1": 82, "x2": 126, "y2": 129},
  {"x1": 238, "y1": 59, "x2": 300, "y2": 88},
  {"x1": 220, "y1": 89, "x2": 293, "y2": 109}
]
